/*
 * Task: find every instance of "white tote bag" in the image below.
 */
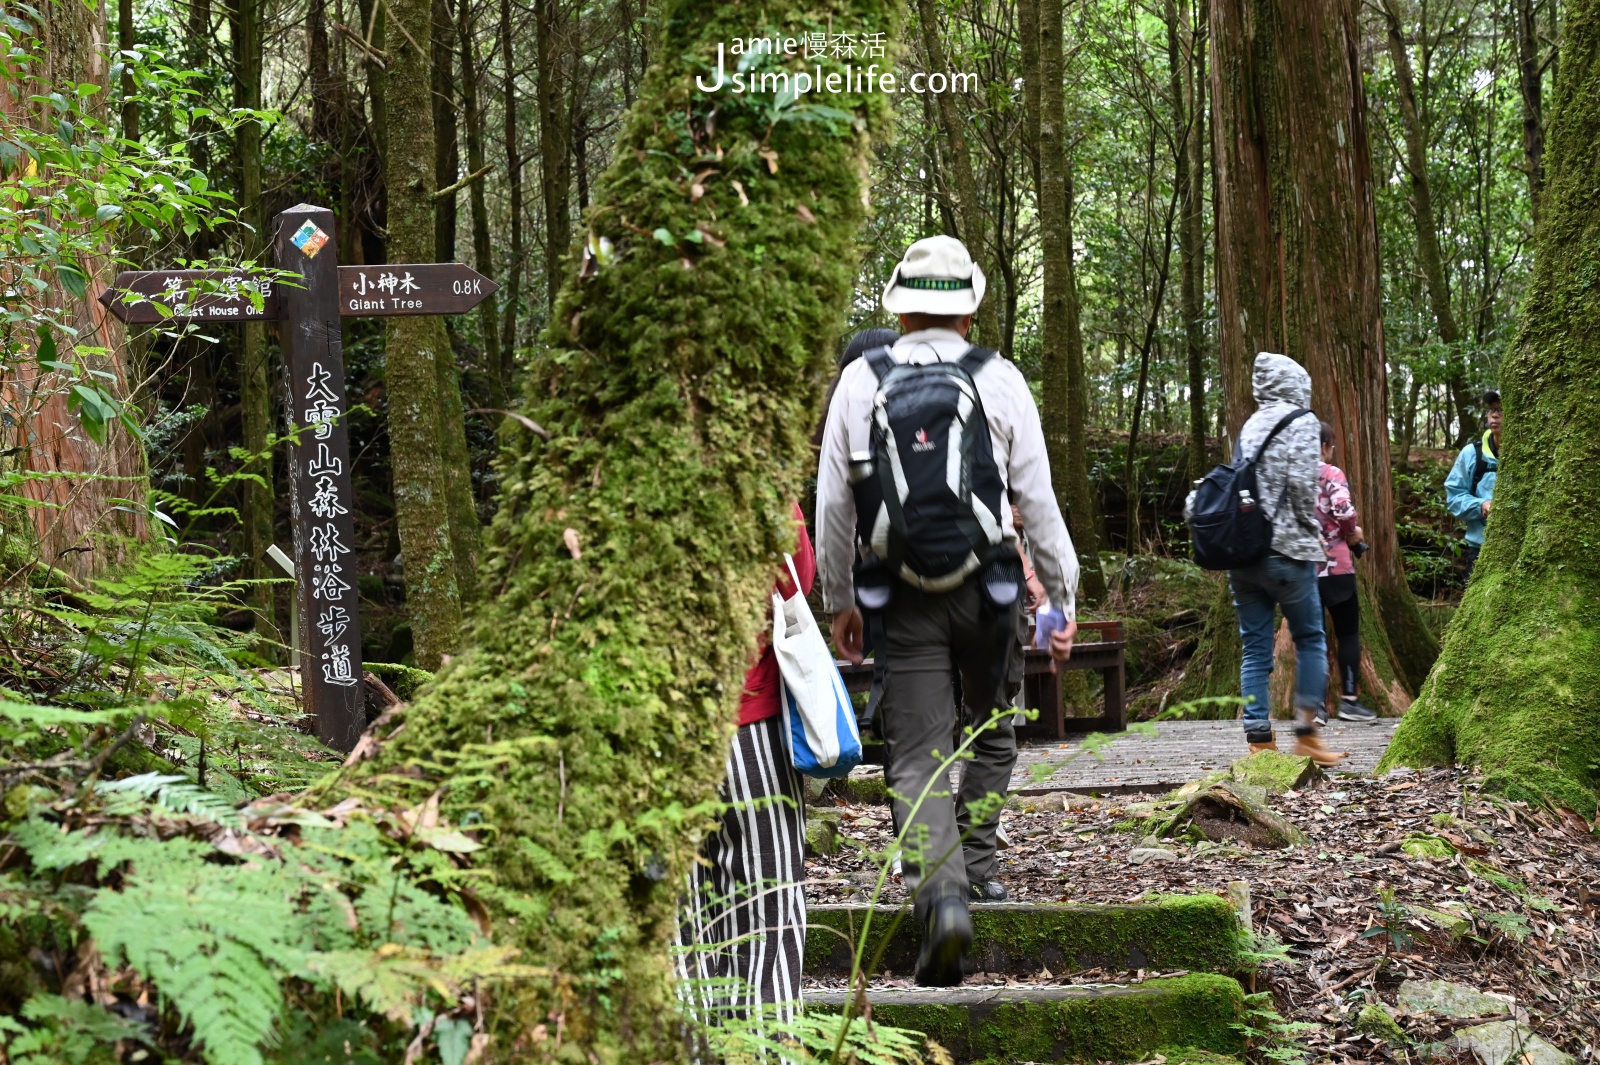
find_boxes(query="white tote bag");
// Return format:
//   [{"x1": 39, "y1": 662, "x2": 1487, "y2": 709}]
[{"x1": 772, "y1": 555, "x2": 863, "y2": 778}]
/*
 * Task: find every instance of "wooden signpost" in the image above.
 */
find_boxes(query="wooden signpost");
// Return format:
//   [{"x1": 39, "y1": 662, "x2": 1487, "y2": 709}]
[{"x1": 99, "y1": 203, "x2": 497, "y2": 753}]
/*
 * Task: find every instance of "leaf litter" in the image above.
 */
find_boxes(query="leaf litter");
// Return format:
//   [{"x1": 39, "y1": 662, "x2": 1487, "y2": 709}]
[{"x1": 804, "y1": 765, "x2": 1600, "y2": 1061}]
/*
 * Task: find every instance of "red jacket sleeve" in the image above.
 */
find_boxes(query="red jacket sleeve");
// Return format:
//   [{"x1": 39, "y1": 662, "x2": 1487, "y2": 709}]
[{"x1": 737, "y1": 504, "x2": 816, "y2": 727}]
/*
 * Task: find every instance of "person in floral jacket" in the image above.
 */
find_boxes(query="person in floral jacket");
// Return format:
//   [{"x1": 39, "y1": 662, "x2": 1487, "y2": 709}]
[{"x1": 1316, "y1": 422, "x2": 1377, "y2": 723}]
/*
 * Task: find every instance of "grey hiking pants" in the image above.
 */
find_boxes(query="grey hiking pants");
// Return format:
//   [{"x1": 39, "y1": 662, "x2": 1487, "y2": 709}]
[{"x1": 878, "y1": 579, "x2": 1022, "y2": 905}]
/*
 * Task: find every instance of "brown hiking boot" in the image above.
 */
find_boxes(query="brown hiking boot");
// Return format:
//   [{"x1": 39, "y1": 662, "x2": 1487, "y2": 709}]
[
  {"x1": 1293, "y1": 732, "x2": 1347, "y2": 767},
  {"x1": 1247, "y1": 738, "x2": 1279, "y2": 754}
]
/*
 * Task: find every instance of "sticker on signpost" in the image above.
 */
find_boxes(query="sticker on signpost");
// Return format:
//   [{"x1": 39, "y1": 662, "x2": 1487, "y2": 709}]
[{"x1": 291, "y1": 221, "x2": 331, "y2": 259}]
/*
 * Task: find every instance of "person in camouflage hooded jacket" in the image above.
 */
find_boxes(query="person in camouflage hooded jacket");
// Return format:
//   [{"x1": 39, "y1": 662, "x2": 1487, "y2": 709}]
[{"x1": 1223, "y1": 352, "x2": 1345, "y2": 767}]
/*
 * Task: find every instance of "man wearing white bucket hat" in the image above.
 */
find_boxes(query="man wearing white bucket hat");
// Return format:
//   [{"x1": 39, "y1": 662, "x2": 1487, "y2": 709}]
[{"x1": 815, "y1": 235, "x2": 1080, "y2": 985}]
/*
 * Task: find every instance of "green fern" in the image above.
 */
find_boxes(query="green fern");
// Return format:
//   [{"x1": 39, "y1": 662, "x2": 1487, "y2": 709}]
[
  {"x1": 82, "y1": 837, "x2": 304, "y2": 1065},
  {"x1": 0, "y1": 994, "x2": 147, "y2": 1065},
  {"x1": 97, "y1": 772, "x2": 246, "y2": 827}
]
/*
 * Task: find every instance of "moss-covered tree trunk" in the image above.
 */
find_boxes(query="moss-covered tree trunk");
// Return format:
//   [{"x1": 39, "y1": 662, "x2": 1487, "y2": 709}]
[
  {"x1": 1381, "y1": 0, "x2": 1600, "y2": 814},
  {"x1": 353, "y1": 0, "x2": 893, "y2": 1056},
  {"x1": 1210, "y1": 0, "x2": 1435, "y2": 707},
  {"x1": 384, "y1": 0, "x2": 464, "y2": 667}
]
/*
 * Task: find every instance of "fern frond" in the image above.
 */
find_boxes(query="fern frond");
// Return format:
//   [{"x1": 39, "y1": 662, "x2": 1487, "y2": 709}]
[
  {"x1": 98, "y1": 772, "x2": 245, "y2": 828},
  {"x1": 84, "y1": 841, "x2": 306, "y2": 1065}
]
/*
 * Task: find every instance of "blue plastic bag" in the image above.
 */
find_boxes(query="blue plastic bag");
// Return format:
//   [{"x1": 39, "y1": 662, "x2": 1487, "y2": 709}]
[{"x1": 772, "y1": 556, "x2": 863, "y2": 778}]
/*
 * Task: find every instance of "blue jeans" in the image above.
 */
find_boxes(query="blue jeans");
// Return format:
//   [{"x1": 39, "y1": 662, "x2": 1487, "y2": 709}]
[{"x1": 1228, "y1": 554, "x2": 1327, "y2": 740}]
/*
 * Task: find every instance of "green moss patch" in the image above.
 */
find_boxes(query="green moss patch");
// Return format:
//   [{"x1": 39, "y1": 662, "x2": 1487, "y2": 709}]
[
  {"x1": 1354, "y1": 1003, "x2": 1407, "y2": 1044},
  {"x1": 807, "y1": 974, "x2": 1248, "y2": 1062},
  {"x1": 806, "y1": 895, "x2": 1243, "y2": 979},
  {"x1": 1401, "y1": 833, "x2": 1456, "y2": 859},
  {"x1": 362, "y1": 662, "x2": 434, "y2": 701},
  {"x1": 829, "y1": 771, "x2": 892, "y2": 806},
  {"x1": 1229, "y1": 750, "x2": 1323, "y2": 794}
]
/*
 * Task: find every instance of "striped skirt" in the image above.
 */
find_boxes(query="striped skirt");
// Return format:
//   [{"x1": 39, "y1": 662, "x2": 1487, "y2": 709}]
[{"x1": 675, "y1": 713, "x2": 808, "y2": 1027}]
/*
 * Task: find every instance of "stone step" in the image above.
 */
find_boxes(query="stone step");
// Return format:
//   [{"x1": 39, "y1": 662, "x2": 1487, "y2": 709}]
[
  {"x1": 806, "y1": 894, "x2": 1244, "y2": 979},
  {"x1": 807, "y1": 974, "x2": 1248, "y2": 1063}
]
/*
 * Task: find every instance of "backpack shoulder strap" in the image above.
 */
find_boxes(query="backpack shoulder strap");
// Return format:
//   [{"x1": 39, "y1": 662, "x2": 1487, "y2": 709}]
[
  {"x1": 957, "y1": 345, "x2": 997, "y2": 377},
  {"x1": 1470, "y1": 438, "x2": 1486, "y2": 491},
  {"x1": 863, "y1": 345, "x2": 896, "y2": 381},
  {"x1": 1253, "y1": 407, "x2": 1311, "y2": 464}
]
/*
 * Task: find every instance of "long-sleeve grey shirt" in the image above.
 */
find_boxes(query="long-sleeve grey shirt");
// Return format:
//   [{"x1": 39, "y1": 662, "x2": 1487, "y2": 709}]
[{"x1": 815, "y1": 328, "x2": 1081, "y2": 618}]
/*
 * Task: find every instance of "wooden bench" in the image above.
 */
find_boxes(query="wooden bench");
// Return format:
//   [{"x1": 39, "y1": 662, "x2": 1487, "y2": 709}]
[{"x1": 834, "y1": 619, "x2": 1126, "y2": 750}]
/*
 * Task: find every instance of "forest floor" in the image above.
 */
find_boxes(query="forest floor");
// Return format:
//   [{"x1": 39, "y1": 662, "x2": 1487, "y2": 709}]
[{"x1": 804, "y1": 766, "x2": 1600, "y2": 1063}]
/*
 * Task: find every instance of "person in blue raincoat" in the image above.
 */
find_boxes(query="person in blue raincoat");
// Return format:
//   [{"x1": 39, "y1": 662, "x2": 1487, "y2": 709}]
[{"x1": 1444, "y1": 390, "x2": 1502, "y2": 580}]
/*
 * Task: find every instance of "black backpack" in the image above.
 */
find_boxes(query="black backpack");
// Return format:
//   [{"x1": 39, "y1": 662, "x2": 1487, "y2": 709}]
[
  {"x1": 1188, "y1": 407, "x2": 1311, "y2": 571},
  {"x1": 1470, "y1": 435, "x2": 1496, "y2": 492},
  {"x1": 849, "y1": 345, "x2": 1009, "y2": 593}
]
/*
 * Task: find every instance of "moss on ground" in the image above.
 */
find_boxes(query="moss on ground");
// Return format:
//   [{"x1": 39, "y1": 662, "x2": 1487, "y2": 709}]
[
  {"x1": 1401, "y1": 833, "x2": 1456, "y2": 859},
  {"x1": 363, "y1": 661, "x2": 433, "y2": 701},
  {"x1": 1380, "y1": 4, "x2": 1600, "y2": 813},
  {"x1": 1229, "y1": 750, "x2": 1322, "y2": 794},
  {"x1": 830, "y1": 771, "x2": 892, "y2": 805},
  {"x1": 1354, "y1": 1003, "x2": 1407, "y2": 1044},
  {"x1": 810, "y1": 974, "x2": 1247, "y2": 1062},
  {"x1": 1156, "y1": 1048, "x2": 1245, "y2": 1065},
  {"x1": 805, "y1": 895, "x2": 1244, "y2": 978}
]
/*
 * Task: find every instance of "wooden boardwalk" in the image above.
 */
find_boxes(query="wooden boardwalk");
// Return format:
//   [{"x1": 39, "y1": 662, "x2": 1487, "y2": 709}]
[{"x1": 1003, "y1": 717, "x2": 1399, "y2": 795}]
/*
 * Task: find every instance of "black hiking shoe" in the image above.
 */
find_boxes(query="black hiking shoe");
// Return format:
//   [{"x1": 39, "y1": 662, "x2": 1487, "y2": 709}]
[
  {"x1": 969, "y1": 879, "x2": 1009, "y2": 902},
  {"x1": 1337, "y1": 699, "x2": 1378, "y2": 722},
  {"x1": 914, "y1": 892, "x2": 973, "y2": 987}
]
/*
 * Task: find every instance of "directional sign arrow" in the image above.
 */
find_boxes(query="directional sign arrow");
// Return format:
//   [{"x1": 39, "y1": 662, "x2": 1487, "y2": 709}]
[
  {"x1": 337, "y1": 263, "x2": 498, "y2": 316},
  {"x1": 99, "y1": 263, "x2": 498, "y2": 323},
  {"x1": 98, "y1": 269, "x2": 278, "y2": 324}
]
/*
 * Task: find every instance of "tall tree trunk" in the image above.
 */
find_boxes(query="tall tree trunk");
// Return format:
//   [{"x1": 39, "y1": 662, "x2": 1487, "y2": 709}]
[
  {"x1": 384, "y1": 0, "x2": 463, "y2": 668},
  {"x1": 1379, "y1": 0, "x2": 1475, "y2": 446},
  {"x1": 459, "y1": 0, "x2": 503, "y2": 405},
  {"x1": 349, "y1": 0, "x2": 894, "y2": 1050},
  {"x1": 117, "y1": 0, "x2": 137, "y2": 140},
  {"x1": 232, "y1": 0, "x2": 276, "y2": 644},
  {"x1": 499, "y1": 0, "x2": 523, "y2": 382},
  {"x1": 1018, "y1": 0, "x2": 1041, "y2": 191},
  {"x1": 1382, "y1": 0, "x2": 1600, "y2": 812},
  {"x1": 1397, "y1": 373, "x2": 1422, "y2": 469},
  {"x1": 308, "y1": 0, "x2": 336, "y2": 143},
  {"x1": 431, "y1": 0, "x2": 458, "y2": 264},
  {"x1": 1211, "y1": 0, "x2": 1436, "y2": 697},
  {"x1": 536, "y1": 0, "x2": 573, "y2": 310},
  {"x1": 6, "y1": 0, "x2": 146, "y2": 578},
  {"x1": 1035, "y1": 0, "x2": 1105, "y2": 603},
  {"x1": 914, "y1": 0, "x2": 1002, "y2": 347},
  {"x1": 1515, "y1": 0, "x2": 1546, "y2": 223},
  {"x1": 1180, "y1": 0, "x2": 1210, "y2": 483},
  {"x1": 357, "y1": 0, "x2": 387, "y2": 167}
]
